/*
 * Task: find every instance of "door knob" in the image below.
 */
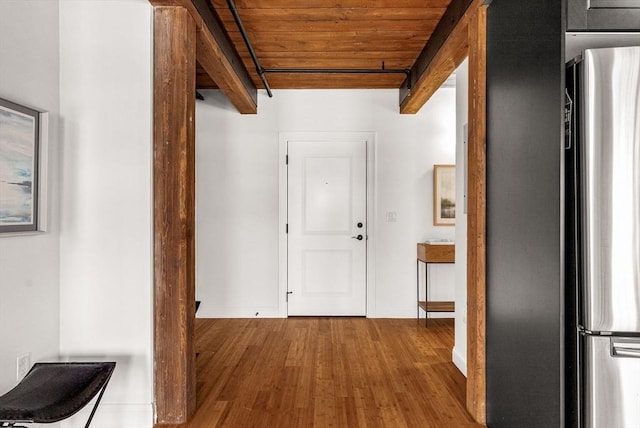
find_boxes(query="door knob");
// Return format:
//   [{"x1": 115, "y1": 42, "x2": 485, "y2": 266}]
[
  {"x1": 352, "y1": 235, "x2": 364, "y2": 241},
  {"x1": 357, "y1": 222, "x2": 363, "y2": 228}
]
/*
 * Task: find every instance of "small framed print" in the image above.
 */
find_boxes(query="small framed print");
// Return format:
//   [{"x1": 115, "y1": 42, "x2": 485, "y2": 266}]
[{"x1": 433, "y1": 164, "x2": 455, "y2": 226}]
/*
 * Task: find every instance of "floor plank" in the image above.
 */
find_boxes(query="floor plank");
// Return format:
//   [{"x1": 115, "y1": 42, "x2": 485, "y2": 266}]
[{"x1": 155, "y1": 318, "x2": 484, "y2": 428}]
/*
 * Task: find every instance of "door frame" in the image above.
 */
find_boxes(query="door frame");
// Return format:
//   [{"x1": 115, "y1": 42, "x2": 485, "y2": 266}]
[{"x1": 278, "y1": 132, "x2": 377, "y2": 318}]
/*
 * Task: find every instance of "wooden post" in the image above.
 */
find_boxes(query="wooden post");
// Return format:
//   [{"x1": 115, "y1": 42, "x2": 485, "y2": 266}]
[
  {"x1": 153, "y1": 6, "x2": 197, "y2": 424},
  {"x1": 466, "y1": 4, "x2": 487, "y2": 425}
]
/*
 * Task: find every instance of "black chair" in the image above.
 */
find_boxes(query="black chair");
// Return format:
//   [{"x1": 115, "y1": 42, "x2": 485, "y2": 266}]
[{"x1": 0, "y1": 362, "x2": 115, "y2": 428}]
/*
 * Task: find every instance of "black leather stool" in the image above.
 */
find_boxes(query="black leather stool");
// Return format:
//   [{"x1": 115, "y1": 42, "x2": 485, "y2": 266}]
[{"x1": 0, "y1": 362, "x2": 115, "y2": 427}]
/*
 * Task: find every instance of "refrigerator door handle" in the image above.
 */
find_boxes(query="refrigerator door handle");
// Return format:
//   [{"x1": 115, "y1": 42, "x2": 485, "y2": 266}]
[
  {"x1": 611, "y1": 338, "x2": 640, "y2": 359},
  {"x1": 565, "y1": 88, "x2": 573, "y2": 150}
]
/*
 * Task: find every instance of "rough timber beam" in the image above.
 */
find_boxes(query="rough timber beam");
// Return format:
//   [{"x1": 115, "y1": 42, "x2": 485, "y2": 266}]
[
  {"x1": 398, "y1": 0, "x2": 488, "y2": 423},
  {"x1": 399, "y1": 0, "x2": 485, "y2": 114},
  {"x1": 153, "y1": 6, "x2": 197, "y2": 424},
  {"x1": 150, "y1": 0, "x2": 258, "y2": 114},
  {"x1": 466, "y1": 4, "x2": 487, "y2": 425}
]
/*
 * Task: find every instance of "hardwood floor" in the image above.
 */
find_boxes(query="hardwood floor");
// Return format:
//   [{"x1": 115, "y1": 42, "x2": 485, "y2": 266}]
[{"x1": 156, "y1": 318, "x2": 483, "y2": 428}]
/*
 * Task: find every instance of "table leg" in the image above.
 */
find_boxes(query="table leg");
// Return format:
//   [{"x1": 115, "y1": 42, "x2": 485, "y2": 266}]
[
  {"x1": 425, "y1": 261, "x2": 429, "y2": 327},
  {"x1": 416, "y1": 259, "x2": 420, "y2": 320}
]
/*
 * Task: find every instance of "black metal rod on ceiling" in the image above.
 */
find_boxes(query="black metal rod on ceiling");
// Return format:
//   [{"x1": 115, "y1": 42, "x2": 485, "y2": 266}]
[
  {"x1": 226, "y1": 0, "x2": 273, "y2": 97},
  {"x1": 226, "y1": 0, "x2": 413, "y2": 95},
  {"x1": 263, "y1": 68, "x2": 409, "y2": 75},
  {"x1": 263, "y1": 68, "x2": 412, "y2": 89}
]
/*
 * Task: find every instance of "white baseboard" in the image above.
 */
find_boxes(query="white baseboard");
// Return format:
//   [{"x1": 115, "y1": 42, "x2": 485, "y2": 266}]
[
  {"x1": 368, "y1": 307, "x2": 457, "y2": 319},
  {"x1": 371, "y1": 307, "x2": 420, "y2": 318},
  {"x1": 61, "y1": 403, "x2": 153, "y2": 428},
  {"x1": 197, "y1": 307, "x2": 456, "y2": 320},
  {"x1": 452, "y1": 346, "x2": 467, "y2": 377},
  {"x1": 197, "y1": 307, "x2": 284, "y2": 318}
]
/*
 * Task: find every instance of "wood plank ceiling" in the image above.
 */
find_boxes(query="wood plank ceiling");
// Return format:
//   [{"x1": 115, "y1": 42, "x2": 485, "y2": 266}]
[{"x1": 196, "y1": 0, "x2": 453, "y2": 90}]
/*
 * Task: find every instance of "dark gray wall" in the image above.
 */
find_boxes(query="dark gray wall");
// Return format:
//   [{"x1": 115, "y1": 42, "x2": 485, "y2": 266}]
[
  {"x1": 567, "y1": 0, "x2": 640, "y2": 31},
  {"x1": 485, "y1": 1, "x2": 565, "y2": 426}
]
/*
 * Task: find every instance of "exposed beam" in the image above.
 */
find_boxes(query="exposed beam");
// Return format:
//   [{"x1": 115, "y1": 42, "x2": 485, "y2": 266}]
[
  {"x1": 191, "y1": 0, "x2": 258, "y2": 113},
  {"x1": 153, "y1": 6, "x2": 197, "y2": 424},
  {"x1": 151, "y1": 0, "x2": 258, "y2": 114},
  {"x1": 396, "y1": 0, "x2": 488, "y2": 422},
  {"x1": 399, "y1": 0, "x2": 485, "y2": 114},
  {"x1": 466, "y1": 4, "x2": 487, "y2": 425}
]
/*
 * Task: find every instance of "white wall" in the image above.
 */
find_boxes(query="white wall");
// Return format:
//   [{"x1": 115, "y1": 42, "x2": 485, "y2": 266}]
[
  {"x1": 0, "y1": 0, "x2": 60, "y2": 396},
  {"x1": 59, "y1": 1, "x2": 153, "y2": 426},
  {"x1": 196, "y1": 89, "x2": 457, "y2": 318},
  {"x1": 453, "y1": 60, "x2": 469, "y2": 375}
]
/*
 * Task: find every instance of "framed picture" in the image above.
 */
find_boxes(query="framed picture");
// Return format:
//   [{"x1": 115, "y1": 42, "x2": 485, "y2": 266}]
[
  {"x1": 0, "y1": 97, "x2": 40, "y2": 233},
  {"x1": 433, "y1": 164, "x2": 455, "y2": 226}
]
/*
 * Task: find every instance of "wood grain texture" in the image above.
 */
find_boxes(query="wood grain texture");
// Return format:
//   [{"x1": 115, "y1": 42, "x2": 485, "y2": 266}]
[
  {"x1": 212, "y1": 0, "x2": 452, "y2": 10},
  {"x1": 226, "y1": 31, "x2": 431, "y2": 52},
  {"x1": 225, "y1": 19, "x2": 439, "y2": 33},
  {"x1": 417, "y1": 243, "x2": 456, "y2": 264},
  {"x1": 206, "y1": 0, "x2": 453, "y2": 90},
  {"x1": 153, "y1": 6, "x2": 197, "y2": 424},
  {"x1": 419, "y1": 301, "x2": 456, "y2": 312},
  {"x1": 196, "y1": 61, "x2": 219, "y2": 89},
  {"x1": 256, "y1": 74, "x2": 407, "y2": 89},
  {"x1": 399, "y1": 0, "x2": 474, "y2": 107},
  {"x1": 215, "y1": 7, "x2": 447, "y2": 21},
  {"x1": 192, "y1": 0, "x2": 258, "y2": 113},
  {"x1": 196, "y1": 23, "x2": 257, "y2": 113},
  {"x1": 401, "y1": 0, "x2": 486, "y2": 421},
  {"x1": 227, "y1": 51, "x2": 418, "y2": 88},
  {"x1": 466, "y1": 4, "x2": 487, "y2": 424},
  {"x1": 399, "y1": 0, "x2": 486, "y2": 113},
  {"x1": 152, "y1": 0, "x2": 257, "y2": 113},
  {"x1": 155, "y1": 318, "x2": 483, "y2": 428}
]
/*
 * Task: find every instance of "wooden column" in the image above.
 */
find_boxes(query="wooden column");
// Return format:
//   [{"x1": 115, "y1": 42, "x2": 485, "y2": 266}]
[
  {"x1": 153, "y1": 6, "x2": 197, "y2": 424},
  {"x1": 466, "y1": 4, "x2": 487, "y2": 425}
]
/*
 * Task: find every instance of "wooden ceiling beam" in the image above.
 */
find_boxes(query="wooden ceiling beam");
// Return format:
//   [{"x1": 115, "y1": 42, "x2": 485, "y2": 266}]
[
  {"x1": 258, "y1": 74, "x2": 407, "y2": 89},
  {"x1": 191, "y1": 0, "x2": 258, "y2": 113},
  {"x1": 222, "y1": 19, "x2": 440, "y2": 33},
  {"x1": 196, "y1": 61, "x2": 219, "y2": 89},
  {"x1": 399, "y1": 0, "x2": 485, "y2": 114},
  {"x1": 214, "y1": 7, "x2": 447, "y2": 21},
  {"x1": 150, "y1": 0, "x2": 258, "y2": 114},
  {"x1": 211, "y1": 0, "x2": 452, "y2": 8}
]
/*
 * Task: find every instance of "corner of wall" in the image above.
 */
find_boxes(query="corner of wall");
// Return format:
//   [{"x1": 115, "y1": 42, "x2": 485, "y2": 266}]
[{"x1": 454, "y1": 59, "x2": 469, "y2": 376}]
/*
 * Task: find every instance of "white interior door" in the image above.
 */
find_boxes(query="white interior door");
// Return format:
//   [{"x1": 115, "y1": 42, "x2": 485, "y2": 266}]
[{"x1": 287, "y1": 140, "x2": 366, "y2": 316}]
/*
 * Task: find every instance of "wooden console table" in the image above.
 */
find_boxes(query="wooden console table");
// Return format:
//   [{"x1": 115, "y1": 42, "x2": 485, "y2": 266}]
[{"x1": 417, "y1": 242, "x2": 455, "y2": 326}]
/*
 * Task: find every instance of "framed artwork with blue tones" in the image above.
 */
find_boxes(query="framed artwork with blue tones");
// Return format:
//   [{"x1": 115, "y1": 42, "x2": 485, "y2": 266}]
[{"x1": 0, "y1": 97, "x2": 40, "y2": 233}]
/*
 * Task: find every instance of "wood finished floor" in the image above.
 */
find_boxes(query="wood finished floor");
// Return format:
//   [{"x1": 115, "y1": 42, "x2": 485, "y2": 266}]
[{"x1": 157, "y1": 318, "x2": 483, "y2": 428}]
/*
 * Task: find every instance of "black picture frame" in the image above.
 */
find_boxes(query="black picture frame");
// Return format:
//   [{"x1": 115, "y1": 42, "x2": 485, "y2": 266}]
[{"x1": 0, "y1": 97, "x2": 40, "y2": 233}]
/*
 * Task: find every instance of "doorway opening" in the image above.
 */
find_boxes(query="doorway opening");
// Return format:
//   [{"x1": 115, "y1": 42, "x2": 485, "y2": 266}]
[{"x1": 152, "y1": 4, "x2": 486, "y2": 424}]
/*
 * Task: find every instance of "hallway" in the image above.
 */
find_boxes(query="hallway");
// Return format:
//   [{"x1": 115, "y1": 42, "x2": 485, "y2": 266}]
[{"x1": 158, "y1": 317, "x2": 482, "y2": 427}]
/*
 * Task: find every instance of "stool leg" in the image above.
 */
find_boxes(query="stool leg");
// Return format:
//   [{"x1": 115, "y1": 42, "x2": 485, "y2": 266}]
[{"x1": 84, "y1": 373, "x2": 112, "y2": 427}]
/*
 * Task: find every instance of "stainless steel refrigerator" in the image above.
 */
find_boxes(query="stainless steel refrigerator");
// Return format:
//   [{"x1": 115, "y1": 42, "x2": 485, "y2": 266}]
[{"x1": 566, "y1": 46, "x2": 640, "y2": 428}]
